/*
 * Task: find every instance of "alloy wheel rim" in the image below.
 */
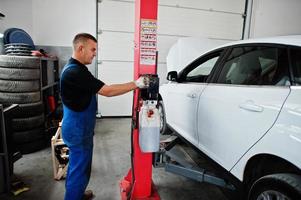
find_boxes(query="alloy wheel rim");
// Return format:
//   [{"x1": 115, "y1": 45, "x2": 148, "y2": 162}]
[
  {"x1": 158, "y1": 104, "x2": 164, "y2": 132},
  {"x1": 256, "y1": 190, "x2": 291, "y2": 200}
]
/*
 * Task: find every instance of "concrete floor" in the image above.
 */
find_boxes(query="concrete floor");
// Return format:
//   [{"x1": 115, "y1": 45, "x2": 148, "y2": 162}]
[{"x1": 1, "y1": 118, "x2": 231, "y2": 200}]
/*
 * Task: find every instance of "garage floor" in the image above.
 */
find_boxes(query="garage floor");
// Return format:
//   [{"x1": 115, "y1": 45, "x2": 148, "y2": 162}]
[{"x1": 1, "y1": 118, "x2": 231, "y2": 200}]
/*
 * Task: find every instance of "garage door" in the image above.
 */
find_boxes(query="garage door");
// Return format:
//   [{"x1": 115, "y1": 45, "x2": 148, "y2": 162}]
[
  {"x1": 97, "y1": 0, "x2": 246, "y2": 116},
  {"x1": 246, "y1": 0, "x2": 301, "y2": 38}
]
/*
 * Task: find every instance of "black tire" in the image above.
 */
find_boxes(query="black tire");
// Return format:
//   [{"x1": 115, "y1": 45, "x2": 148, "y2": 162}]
[
  {"x1": 0, "y1": 91, "x2": 41, "y2": 104},
  {"x1": 12, "y1": 101, "x2": 44, "y2": 118},
  {"x1": 17, "y1": 139, "x2": 46, "y2": 154},
  {"x1": 0, "y1": 67, "x2": 40, "y2": 80},
  {"x1": 13, "y1": 126, "x2": 45, "y2": 144},
  {"x1": 158, "y1": 100, "x2": 172, "y2": 135},
  {"x1": 12, "y1": 114, "x2": 45, "y2": 131},
  {"x1": 0, "y1": 79, "x2": 40, "y2": 92},
  {"x1": 248, "y1": 173, "x2": 301, "y2": 200},
  {"x1": 0, "y1": 55, "x2": 40, "y2": 69}
]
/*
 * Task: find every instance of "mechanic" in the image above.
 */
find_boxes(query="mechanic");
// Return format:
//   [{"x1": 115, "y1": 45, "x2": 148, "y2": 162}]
[{"x1": 60, "y1": 33, "x2": 149, "y2": 200}]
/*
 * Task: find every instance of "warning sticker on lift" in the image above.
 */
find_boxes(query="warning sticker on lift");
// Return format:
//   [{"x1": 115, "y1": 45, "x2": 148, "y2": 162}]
[{"x1": 140, "y1": 19, "x2": 157, "y2": 65}]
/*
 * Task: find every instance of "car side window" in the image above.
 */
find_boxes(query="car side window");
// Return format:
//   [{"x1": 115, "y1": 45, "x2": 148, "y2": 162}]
[
  {"x1": 290, "y1": 48, "x2": 301, "y2": 85},
  {"x1": 217, "y1": 46, "x2": 290, "y2": 86},
  {"x1": 183, "y1": 53, "x2": 221, "y2": 83}
]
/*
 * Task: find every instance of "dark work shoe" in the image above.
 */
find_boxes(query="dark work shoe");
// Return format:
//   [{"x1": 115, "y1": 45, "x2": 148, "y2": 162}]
[{"x1": 82, "y1": 190, "x2": 94, "y2": 200}]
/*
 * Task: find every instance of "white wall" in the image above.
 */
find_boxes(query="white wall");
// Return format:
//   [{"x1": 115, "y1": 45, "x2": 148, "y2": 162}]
[
  {"x1": 0, "y1": 0, "x2": 97, "y2": 77},
  {"x1": 0, "y1": 0, "x2": 96, "y2": 46},
  {"x1": 245, "y1": 0, "x2": 301, "y2": 38},
  {"x1": 0, "y1": 0, "x2": 33, "y2": 35},
  {"x1": 32, "y1": 0, "x2": 97, "y2": 46}
]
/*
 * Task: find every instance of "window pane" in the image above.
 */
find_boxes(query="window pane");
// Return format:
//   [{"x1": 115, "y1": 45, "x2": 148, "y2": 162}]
[
  {"x1": 185, "y1": 55, "x2": 220, "y2": 82},
  {"x1": 187, "y1": 56, "x2": 219, "y2": 77},
  {"x1": 291, "y1": 49, "x2": 301, "y2": 85},
  {"x1": 217, "y1": 46, "x2": 289, "y2": 86}
]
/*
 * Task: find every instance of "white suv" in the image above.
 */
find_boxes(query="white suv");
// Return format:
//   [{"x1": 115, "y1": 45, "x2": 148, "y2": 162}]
[{"x1": 159, "y1": 35, "x2": 301, "y2": 200}]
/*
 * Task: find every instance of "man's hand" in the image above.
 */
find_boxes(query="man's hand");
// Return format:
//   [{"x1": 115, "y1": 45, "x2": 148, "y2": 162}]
[{"x1": 135, "y1": 76, "x2": 150, "y2": 88}]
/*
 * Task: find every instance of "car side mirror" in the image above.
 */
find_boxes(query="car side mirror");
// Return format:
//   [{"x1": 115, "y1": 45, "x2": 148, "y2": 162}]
[{"x1": 167, "y1": 71, "x2": 178, "y2": 81}]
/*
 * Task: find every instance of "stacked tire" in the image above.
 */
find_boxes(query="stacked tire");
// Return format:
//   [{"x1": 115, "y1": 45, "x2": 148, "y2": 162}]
[{"x1": 0, "y1": 55, "x2": 46, "y2": 154}]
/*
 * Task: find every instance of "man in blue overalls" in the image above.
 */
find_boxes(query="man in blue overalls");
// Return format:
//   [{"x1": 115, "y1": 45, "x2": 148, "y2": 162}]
[{"x1": 60, "y1": 33, "x2": 149, "y2": 200}]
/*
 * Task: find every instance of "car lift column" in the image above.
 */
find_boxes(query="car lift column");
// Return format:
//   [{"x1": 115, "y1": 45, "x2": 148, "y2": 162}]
[{"x1": 120, "y1": 0, "x2": 160, "y2": 199}]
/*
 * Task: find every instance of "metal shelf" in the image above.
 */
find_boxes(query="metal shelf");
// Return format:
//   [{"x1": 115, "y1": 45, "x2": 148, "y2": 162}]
[
  {"x1": 40, "y1": 58, "x2": 59, "y2": 90},
  {"x1": 39, "y1": 57, "x2": 61, "y2": 122},
  {"x1": 42, "y1": 82, "x2": 58, "y2": 91}
]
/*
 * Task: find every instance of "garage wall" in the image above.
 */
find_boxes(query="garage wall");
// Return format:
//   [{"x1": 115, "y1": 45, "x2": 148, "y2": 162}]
[
  {"x1": 245, "y1": 0, "x2": 301, "y2": 38},
  {"x1": 0, "y1": 0, "x2": 97, "y2": 73},
  {"x1": 1, "y1": 0, "x2": 96, "y2": 46},
  {"x1": 0, "y1": 0, "x2": 33, "y2": 35},
  {"x1": 98, "y1": 0, "x2": 246, "y2": 116},
  {"x1": 32, "y1": 0, "x2": 96, "y2": 46},
  {"x1": 0, "y1": 0, "x2": 96, "y2": 46},
  {"x1": 31, "y1": 0, "x2": 97, "y2": 73}
]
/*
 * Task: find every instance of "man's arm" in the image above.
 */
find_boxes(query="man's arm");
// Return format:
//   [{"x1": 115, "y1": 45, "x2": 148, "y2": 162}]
[
  {"x1": 98, "y1": 82, "x2": 137, "y2": 97},
  {"x1": 97, "y1": 76, "x2": 149, "y2": 97}
]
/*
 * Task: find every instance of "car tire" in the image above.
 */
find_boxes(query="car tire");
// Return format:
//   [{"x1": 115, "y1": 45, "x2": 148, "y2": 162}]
[
  {"x1": 0, "y1": 79, "x2": 40, "y2": 92},
  {"x1": 12, "y1": 113, "x2": 45, "y2": 131},
  {"x1": 0, "y1": 67, "x2": 40, "y2": 80},
  {"x1": 12, "y1": 101, "x2": 44, "y2": 118},
  {"x1": 248, "y1": 173, "x2": 301, "y2": 200},
  {"x1": 158, "y1": 100, "x2": 172, "y2": 135},
  {"x1": 0, "y1": 55, "x2": 40, "y2": 69},
  {"x1": 17, "y1": 138, "x2": 46, "y2": 154},
  {"x1": 13, "y1": 126, "x2": 45, "y2": 144},
  {"x1": 0, "y1": 91, "x2": 41, "y2": 104}
]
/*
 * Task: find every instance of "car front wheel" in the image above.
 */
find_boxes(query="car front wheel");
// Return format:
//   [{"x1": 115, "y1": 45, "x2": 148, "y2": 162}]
[
  {"x1": 158, "y1": 100, "x2": 172, "y2": 135},
  {"x1": 248, "y1": 173, "x2": 301, "y2": 200}
]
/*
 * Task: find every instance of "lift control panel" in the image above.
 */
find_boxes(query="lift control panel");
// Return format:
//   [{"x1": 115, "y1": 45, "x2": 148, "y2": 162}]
[{"x1": 140, "y1": 74, "x2": 159, "y2": 101}]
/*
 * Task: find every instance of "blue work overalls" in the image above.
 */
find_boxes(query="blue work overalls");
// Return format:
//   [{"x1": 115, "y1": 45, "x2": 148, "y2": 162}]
[{"x1": 60, "y1": 64, "x2": 97, "y2": 200}]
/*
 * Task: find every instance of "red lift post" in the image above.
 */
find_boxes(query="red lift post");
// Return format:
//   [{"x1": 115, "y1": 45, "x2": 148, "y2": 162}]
[{"x1": 120, "y1": 0, "x2": 160, "y2": 199}]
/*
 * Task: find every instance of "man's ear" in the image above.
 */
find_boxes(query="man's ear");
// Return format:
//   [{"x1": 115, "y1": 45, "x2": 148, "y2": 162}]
[{"x1": 78, "y1": 45, "x2": 83, "y2": 52}]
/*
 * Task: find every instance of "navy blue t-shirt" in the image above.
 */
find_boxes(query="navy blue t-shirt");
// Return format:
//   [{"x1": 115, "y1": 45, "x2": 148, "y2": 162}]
[{"x1": 60, "y1": 58, "x2": 105, "y2": 112}]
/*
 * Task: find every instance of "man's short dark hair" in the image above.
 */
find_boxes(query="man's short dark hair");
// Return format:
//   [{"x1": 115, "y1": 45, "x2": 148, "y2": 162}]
[{"x1": 73, "y1": 33, "x2": 97, "y2": 49}]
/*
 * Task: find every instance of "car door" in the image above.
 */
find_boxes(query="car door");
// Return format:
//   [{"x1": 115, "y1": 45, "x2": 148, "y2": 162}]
[
  {"x1": 197, "y1": 45, "x2": 291, "y2": 170},
  {"x1": 160, "y1": 50, "x2": 224, "y2": 147}
]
